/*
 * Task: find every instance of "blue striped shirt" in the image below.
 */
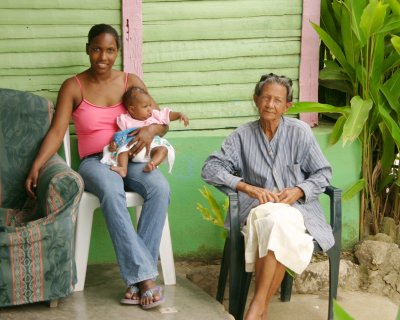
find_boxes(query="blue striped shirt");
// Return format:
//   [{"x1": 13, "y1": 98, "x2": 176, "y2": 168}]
[{"x1": 201, "y1": 117, "x2": 334, "y2": 251}]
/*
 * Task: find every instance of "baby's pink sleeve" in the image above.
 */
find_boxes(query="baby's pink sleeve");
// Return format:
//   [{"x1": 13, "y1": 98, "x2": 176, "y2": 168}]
[
  {"x1": 152, "y1": 108, "x2": 172, "y2": 124},
  {"x1": 116, "y1": 114, "x2": 128, "y2": 130}
]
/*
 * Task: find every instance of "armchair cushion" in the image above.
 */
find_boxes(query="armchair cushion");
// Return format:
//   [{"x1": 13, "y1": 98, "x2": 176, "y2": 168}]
[{"x1": 0, "y1": 88, "x2": 84, "y2": 307}]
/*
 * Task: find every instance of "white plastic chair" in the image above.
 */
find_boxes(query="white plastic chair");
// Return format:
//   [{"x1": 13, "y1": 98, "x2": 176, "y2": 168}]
[{"x1": 63, "y1": 127, "x2": 176, "y2": 291}]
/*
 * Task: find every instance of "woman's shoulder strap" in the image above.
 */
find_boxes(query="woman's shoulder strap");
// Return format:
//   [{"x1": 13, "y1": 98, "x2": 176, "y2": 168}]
[{"x1": 74, "y1": 75, "x2": 84, "y2": 99}]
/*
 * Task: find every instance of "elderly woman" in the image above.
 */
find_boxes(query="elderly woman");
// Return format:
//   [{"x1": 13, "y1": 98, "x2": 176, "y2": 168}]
[{"x1": 201, "y1": 73, "x2": 334, "y2": 320}]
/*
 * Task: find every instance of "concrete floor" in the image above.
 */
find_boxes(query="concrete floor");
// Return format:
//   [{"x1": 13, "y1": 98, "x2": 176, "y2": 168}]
[{"x1": 0, "y1": 263, "x2": 398, "y2": 320}]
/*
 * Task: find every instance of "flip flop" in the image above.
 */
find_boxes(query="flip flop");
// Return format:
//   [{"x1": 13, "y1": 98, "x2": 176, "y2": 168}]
[
  {"x1": 140, "y1": 286, "x2": 165, "y2": 309},
  {"x1": 120, "y1": 285, "x2": 140, "y2": 305}
]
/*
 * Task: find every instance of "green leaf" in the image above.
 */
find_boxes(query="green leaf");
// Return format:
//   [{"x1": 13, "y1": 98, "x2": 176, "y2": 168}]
[
  {"x1": 320, "y1": 0, "x2": 340, "y2": 43},
  {"x1": 370, "y1": 33, "x2": 385, "y2": 89},
  {"x1": 349, "y1": 0, "x2": 369, "y2": 45},
  {"x1": 379, "y1": 122, "x2": 396, "y2": 177},
  {"x1": 386, "y1": 0, "x2": 400, "y2": 16},
  {"x1": 360, "y1": 1, "x2": 389, "y2": 40},
  {"x1": 341, "y1": 1, "x2": 357, "y2": 68},
  {"x1": 378, "y1": 103, "x2": 400, "y2": 149},
  {"x1": 333, "y1": 299, "x2": 354, "y2": 319},
  {"x1": 286, "y1": 102, "x2": 350, "y2": 115},
  {"x1": 382, "y1": 51, "x2": 400, "y2": 74},
  {"x1": 380, "y1": 68, "x2": 400, "y2": 116},
  {"x1": 329, "y1": 115, "x2": 346, "y2": 146},
  {"x1": 343, "y1": 179, "x2": 365, "y2": 201},
  {"x1": 342, "y1": 96, "x2": 373, "y2": 146},
  {"x1": 311, "y1": 22, "x2": 355, "y2": 82},
  {"x1": 378, "y1": 16, "x2": 400, "y2": 33},
  {"x1": 391, "y1": 35, "x2": 400, "y2": 55}
]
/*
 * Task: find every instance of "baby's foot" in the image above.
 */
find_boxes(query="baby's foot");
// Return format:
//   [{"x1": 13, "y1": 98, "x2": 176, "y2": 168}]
[
  {"x1": 143, "y1": 161, "x2": 156, "y2": 172},
  {"x1": 111, "y1": 166, "x2": 127, "y2": 177}
]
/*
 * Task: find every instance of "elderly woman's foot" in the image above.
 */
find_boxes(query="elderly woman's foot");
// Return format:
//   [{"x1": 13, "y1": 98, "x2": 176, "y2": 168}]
[{"x1": 139, "y1": 279, "x2": 165, "y2": 309}]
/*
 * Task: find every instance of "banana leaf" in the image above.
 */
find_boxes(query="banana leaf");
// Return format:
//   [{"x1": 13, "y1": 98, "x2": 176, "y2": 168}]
[
  {"x1": 391, "y1": 35, "x2": 400, "y2": 54},
  {"x1": 343, "y1": 179, "x2": 365, "y2": 201},
  {"x1": 329, "y1": 115, "x2": 346, "y2": 146},
  {"x1": 378, "y1": 103, "x2": 400, "y2": 149},
  {"x1": 380, "y1": 68, "x2": 400, "y2": 117},
  {"x1": 286, "y1": 102, "x2": 350, "y2": 115},
  {"x1": 311, "y1": 22, "x2": 355, "y2": 82},
  {"x1": 360, "y1": 1, "x2": 389, "y2": 41},
  {"x1": 342, "y1": 96, "x2": 373, "y2": 146},
  {"x1": 379, "y1": 122, "x2": 396, "y2": 177}
]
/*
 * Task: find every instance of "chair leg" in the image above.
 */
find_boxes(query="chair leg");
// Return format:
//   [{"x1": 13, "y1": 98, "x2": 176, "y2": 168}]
[
  {"x1": 74, "y1": 195, "x2": 96, "y2": 292},
  {"x1": 216, "y1": 238, "x2": 230, "y2": 303},
  {"x1": 159, "y1": 215, "x2": 176, "y2": 285},
  {"x1": 280, "y1": 271, "x2": 294, "y2": 302},
  {"x1": 327, "y1": 246, "x2": 340, "y2": 320}
]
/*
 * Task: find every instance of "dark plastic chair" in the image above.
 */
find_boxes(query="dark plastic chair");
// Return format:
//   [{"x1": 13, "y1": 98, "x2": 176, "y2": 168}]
[{"x1": 215, "y1": 186, "x2": 342, "y2": 320}]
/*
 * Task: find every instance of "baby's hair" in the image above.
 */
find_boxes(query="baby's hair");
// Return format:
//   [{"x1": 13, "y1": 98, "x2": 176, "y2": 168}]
[
  {"x1": 122, "y1": 86, "x2": 149, "y2": 108},
  {"x1": 254, "y1": 73, "x2": 293, "y2": 102},
  {"x1": 88, "y1": 24, "x2": 120, "y2": 49}
]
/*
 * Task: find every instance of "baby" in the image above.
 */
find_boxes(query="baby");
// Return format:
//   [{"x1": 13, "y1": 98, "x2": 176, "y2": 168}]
[{"x1": 101, "y1": 86, "x2": 189, "y2": 177}]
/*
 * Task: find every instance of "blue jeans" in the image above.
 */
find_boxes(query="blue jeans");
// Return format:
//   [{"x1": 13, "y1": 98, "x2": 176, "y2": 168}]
[{"x1": 79, "y1": 155, "x2": 170, "y2": 286}]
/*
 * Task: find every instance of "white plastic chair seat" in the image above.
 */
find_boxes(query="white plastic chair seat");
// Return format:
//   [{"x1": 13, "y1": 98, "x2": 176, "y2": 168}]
[
  {"x1": 63, "y1": 128, "x2": 176, "y2": 292},
  {"x1": 74, "y1": 191, "x2": 176, "y2": 291}
]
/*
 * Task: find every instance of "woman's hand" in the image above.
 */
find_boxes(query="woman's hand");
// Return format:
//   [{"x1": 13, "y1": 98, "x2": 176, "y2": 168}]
[
  {"x1": 127, "y1": 125, "x2": 156, "y2": 157},
  {"x1": 276, "y1": 187, "x2": 304, "y2": 205},
  {"x1": 236, "y1": 182, "x2": 279, "y2": 204},
  {"x1": 25, "y1": 168, "x2": 39, "y2": 199}
]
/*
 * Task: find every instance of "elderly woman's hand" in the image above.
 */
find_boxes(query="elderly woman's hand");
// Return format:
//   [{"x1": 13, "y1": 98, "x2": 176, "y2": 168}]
[
  {"x1": 237, "y1": 182, "x2": 279, "y2": 204},
  {"x1": 276, "y1": 187, "x2": 304, "y2": 205}
]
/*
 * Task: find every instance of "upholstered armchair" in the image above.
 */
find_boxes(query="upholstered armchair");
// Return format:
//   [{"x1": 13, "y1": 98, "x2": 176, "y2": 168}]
[{"x1": 0, "y1": 88, "x2": 83, "y2": 307}]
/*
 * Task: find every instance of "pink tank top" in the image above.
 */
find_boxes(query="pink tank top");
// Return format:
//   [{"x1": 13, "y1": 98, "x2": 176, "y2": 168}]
[{"x1": 72, "y1": 73, "x2": 128, "y2": 158}]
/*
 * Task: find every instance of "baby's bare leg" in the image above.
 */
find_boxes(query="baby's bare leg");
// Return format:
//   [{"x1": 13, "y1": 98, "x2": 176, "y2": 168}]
[
  {"x1": 111, "y1": 151, "x2": 129, "y2": 177},
  {"x1": 143, "y1": 146, "x2": 168, "y2": 172}
]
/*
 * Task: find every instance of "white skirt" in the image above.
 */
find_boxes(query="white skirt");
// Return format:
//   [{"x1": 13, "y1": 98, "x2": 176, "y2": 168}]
[{"x1": 243, "y1": 202, "x2": 314, "y2": 275}]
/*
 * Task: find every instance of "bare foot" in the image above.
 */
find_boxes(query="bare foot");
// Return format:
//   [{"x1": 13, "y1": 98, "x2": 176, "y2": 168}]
[
  {"x1": 143, "y1": 161, "x2": 156, "y2": 172},
  {"x1": 245, "y1": 299, "x2": 265, "y2": 320},
  {"x1": 111, "y1": 166, "x2": 127, "y2": 177}
]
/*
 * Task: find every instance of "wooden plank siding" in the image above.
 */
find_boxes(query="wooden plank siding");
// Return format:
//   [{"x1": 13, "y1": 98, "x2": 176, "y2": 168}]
[
  {"x1": 141, "y1": 0, "x2": 303, "y2": 131},
  {"x1": 0, "y1": 0, "x2": 122, "y2": 102}
]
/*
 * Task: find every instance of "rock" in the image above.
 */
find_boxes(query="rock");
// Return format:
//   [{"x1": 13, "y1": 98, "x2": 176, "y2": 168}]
[
  {"x1": 355, "y1": 240, "x2": 398, "y2": 270},
  {"x1": 371, "y1": 232, "x2": 394, "y2": 243},
  {"x1": 293, "y1": 259, "x2": 360, "y2": 294}
]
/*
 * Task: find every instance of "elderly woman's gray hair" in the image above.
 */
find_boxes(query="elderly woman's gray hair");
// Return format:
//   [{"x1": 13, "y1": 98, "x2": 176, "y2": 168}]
[{"x1": 254, "y1": 73, "x2": 293, "y2": 102}]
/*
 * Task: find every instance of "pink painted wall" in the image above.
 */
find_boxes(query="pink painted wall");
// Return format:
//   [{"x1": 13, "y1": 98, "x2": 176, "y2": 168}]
[
  {"x1": 299, "y1": 0, "x2": 321, "y2": 126},
  {"x1": 122, "y1": 0, "x2": 143, "y2": 79}
]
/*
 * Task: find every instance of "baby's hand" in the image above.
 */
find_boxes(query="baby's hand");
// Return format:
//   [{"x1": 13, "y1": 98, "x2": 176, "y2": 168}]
[{"x1": 180, "y1": 113, "x2": 189, "y2": 127}]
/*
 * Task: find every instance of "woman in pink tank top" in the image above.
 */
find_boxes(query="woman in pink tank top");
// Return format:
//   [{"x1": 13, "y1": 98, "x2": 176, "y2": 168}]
[{"x1": 26, "y1": 24, "x2": 169, "y2": 309}]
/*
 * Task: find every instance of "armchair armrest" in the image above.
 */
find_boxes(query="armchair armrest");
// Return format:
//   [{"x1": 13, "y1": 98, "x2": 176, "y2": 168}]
[{"x1": 36, "y1": 154, "x2": 83, "y2": 219}]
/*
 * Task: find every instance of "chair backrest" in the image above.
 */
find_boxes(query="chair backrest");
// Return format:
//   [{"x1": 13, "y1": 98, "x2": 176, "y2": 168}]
[{"x1": 0, "y1": 88, "x2": 54, "y2": 209}]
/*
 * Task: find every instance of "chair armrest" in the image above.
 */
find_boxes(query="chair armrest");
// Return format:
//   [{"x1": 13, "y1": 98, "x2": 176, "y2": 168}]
[
  {"x1": 323, "y1": 185, "x2": 342, "y2": 248},
  {"x1": 36, "y1": 154, "x2": 84, "y2": 218}
]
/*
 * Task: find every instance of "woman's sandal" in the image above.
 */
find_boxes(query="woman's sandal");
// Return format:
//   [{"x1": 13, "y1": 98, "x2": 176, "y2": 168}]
[
  {"x1": 140, "y1": 286, "x2": 165, "y2": 309},
  {"x1": 120, "y1": 285, "x2": 140, "y2": 305}
]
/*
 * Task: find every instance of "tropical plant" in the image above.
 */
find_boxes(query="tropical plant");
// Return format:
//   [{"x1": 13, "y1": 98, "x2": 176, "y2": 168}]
[
  {"x1": 196, "y1": 185, "x2": 228, "y2": 238},
  {"x1": 287, "y1": 0, "x2": 400, "y2": 237}
]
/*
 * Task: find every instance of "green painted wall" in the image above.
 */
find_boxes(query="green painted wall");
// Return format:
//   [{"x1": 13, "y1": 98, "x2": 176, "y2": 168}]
[
  {"x1": 0, "y1": 0, "x2": 122, "y2": 102},
  {"x1": 142, "y1": 0, "x2": 302, "y2": 130}
]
